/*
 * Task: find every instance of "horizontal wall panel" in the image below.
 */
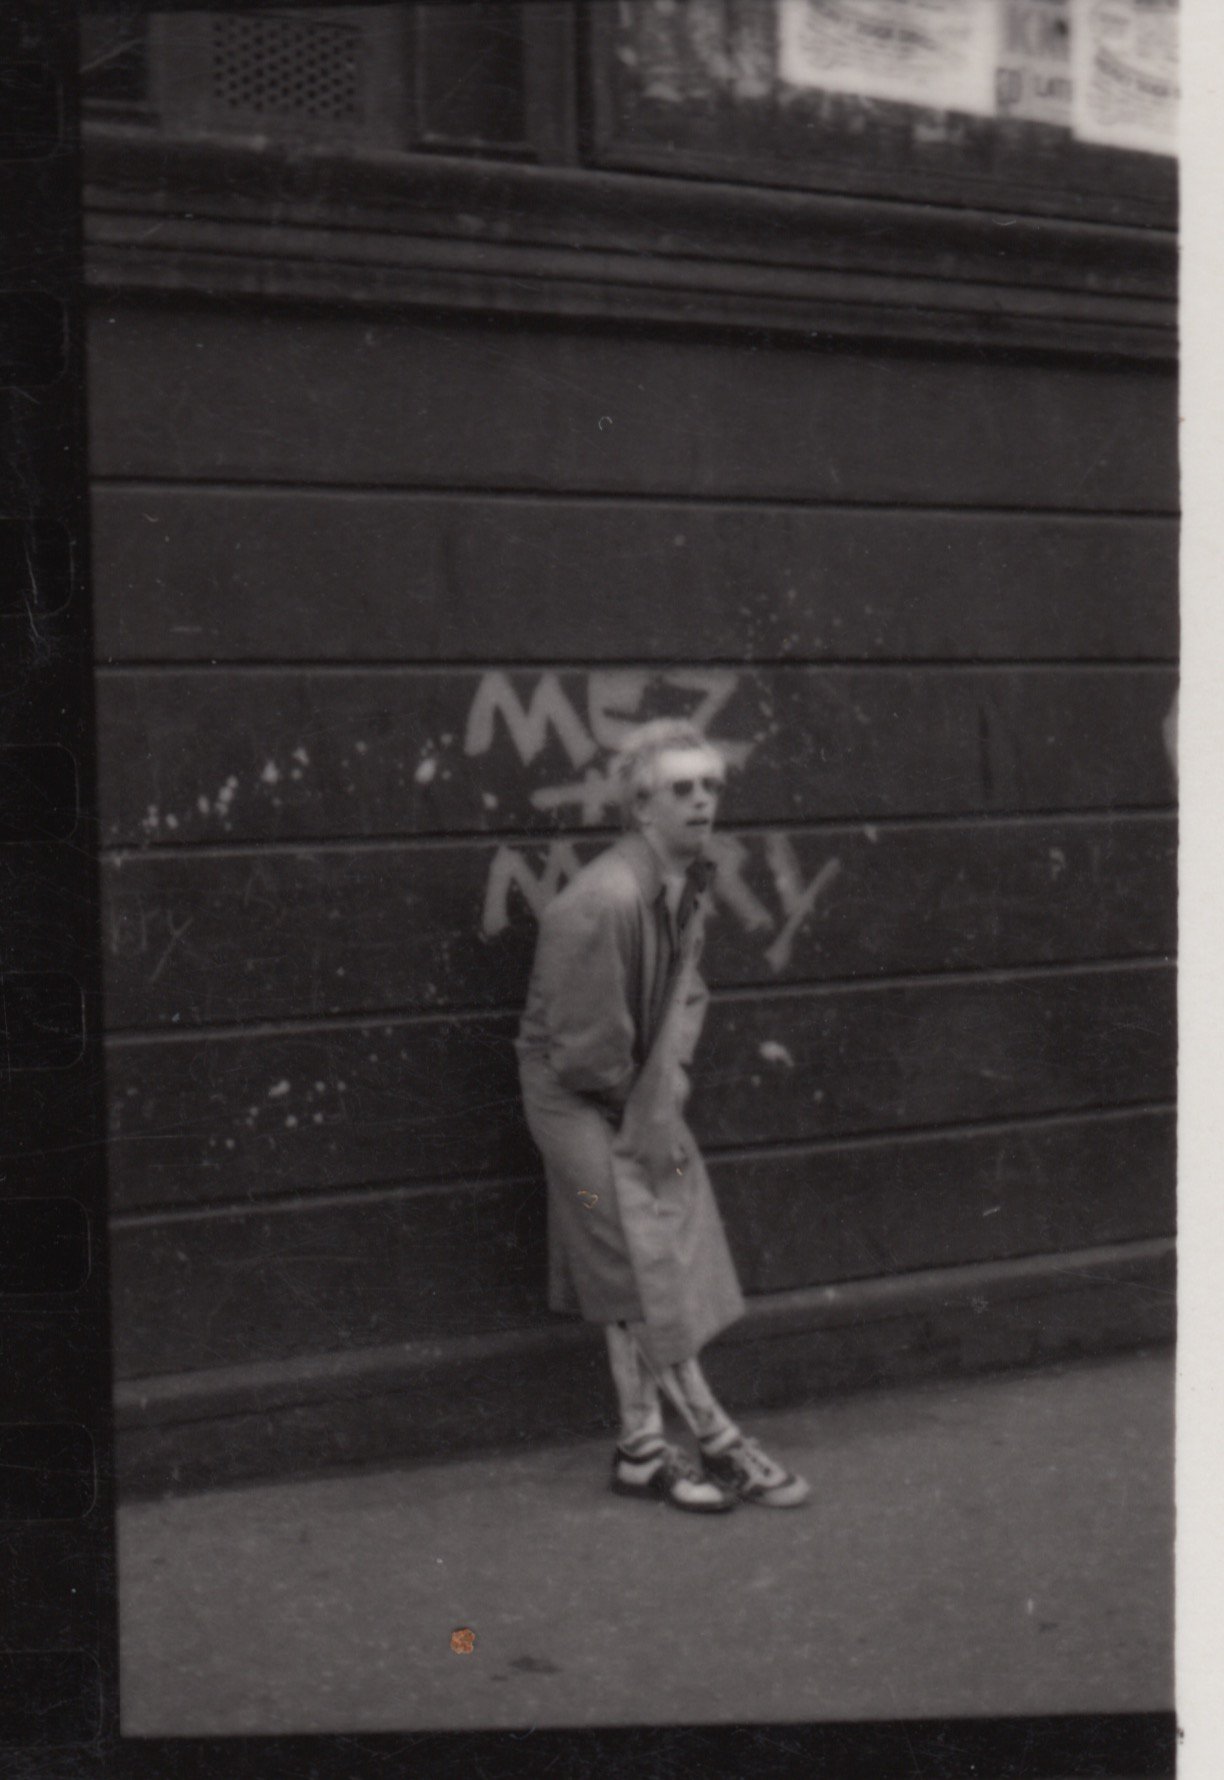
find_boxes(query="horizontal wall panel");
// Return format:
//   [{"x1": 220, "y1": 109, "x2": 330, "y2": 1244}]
[
  {"x1": 90, "y1": 489, "x2": 1178, "y2": 664},
  {"x1": 113, "y1": 1178, "x2": 546, "y2": 1378},
  {"x1": 110, "y1": 1106, "x2": 1174, "y2": 1376},
  {"x1": 87, "y1": 304, "x2": 1177, "y2": 511},
  {"x1": 696, "y1": 964, "x2": 1173, "y2": 1150},
  {"x1": 718, "y1": 1108, "x2": 1175, "y2": 1295},
  {"x1": 105, "y1": 962, "x2": 1174, "y2": 1212},
  {"x1": 100, "y1": 815, "x2": 1176, "y2": 1028},
  {"x1": 96, "y1": 665, "x2": 1177, "y2": 846}
]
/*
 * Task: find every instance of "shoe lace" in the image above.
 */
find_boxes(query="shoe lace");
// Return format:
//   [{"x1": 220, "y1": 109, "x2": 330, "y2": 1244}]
[
  {"x1": 724, "y1": 1435, "x2": 782, "y2": 1487},
  {"x1": 659, "y1": 1442, "x2": 706, "y2": 1486}
]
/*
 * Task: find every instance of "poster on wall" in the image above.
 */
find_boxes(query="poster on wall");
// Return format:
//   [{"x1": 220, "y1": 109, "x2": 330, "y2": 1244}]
[
  {"x1": 994, "y1": 0, "x2": 1073, "y2": 127},
  {"x1": 1069, "y1": 0, "x2": 1178, "y2": 153},
  {"x1": 777, "y1": 0, "x2": 998, "y2": 116}
]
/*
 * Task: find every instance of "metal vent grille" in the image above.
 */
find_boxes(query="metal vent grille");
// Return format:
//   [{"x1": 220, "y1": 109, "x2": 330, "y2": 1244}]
[{"x1": 209, "y1": 12, "x2": 362, "y2": 123}]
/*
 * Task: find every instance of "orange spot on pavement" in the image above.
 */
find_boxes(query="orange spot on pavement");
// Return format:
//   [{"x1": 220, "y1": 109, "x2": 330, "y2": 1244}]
[{"x1": 451, "y1": 1627, "x2": 476, "y2": 1655}]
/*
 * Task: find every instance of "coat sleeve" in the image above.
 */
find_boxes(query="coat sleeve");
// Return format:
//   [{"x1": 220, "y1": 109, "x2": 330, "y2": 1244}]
[{"x1": 536, "y1": 886, "x2": 638, "y2": 1103}]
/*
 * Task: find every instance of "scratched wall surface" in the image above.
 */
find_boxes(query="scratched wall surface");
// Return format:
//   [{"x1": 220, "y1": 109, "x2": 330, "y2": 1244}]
[{"x1": 88, "y1": 302, "x2": 1178, "y2": 1384}]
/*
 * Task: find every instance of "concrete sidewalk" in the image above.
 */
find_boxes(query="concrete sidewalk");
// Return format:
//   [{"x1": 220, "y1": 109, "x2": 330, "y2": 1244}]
[{"x1": 118, "y1": 1349, "x2": 1173, "y2": 1735}]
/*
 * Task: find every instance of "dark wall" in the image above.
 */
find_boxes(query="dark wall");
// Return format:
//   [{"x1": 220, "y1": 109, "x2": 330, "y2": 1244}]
[{"x1": 88, "y1": 298, "x2": 1177, "y2": 1385}]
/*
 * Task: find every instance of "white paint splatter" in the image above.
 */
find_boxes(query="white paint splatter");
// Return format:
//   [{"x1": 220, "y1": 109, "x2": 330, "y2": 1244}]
[
  {"x1": 355, "y1": 740, "x2": 368, "y2": 755},
  {"x1": 415, "y1": 758, "x2": 438, "y2": 785},
  {"x1": 758, "y1": 1040, "x2": 795, "y2": 1069},
  {"x1": 267, "y1": 1079, "x2": 290, "y2": 1099},
  {"x1": 864, "y1": 825, "x2": 879, "y2": 843},
  {"x1": 165, "y1": 813, "x2": 179, "y2": 831},
  {"x1": 285, "y1": 1114, "x2": 298, "y2": 1128},
  {"x1": 142, "y1": 803, "x2": 160, "y2": 832},
  {"x1": 292, "y1": 746, "x2": 310, "y2": 766},
  {"x1": 197, "y1": 795, "x2": 211, "y2": 815},
  {"x1": 482, "y1": 792, "x2": 499, "y2": 810},
  {"x1": 261, "y1": 761, "x2": 280, "y2": 786}
]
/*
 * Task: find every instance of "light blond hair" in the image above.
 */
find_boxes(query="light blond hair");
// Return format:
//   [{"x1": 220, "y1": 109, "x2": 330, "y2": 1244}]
[{"x1": 611, "y1": 719, "x2": 726, "y2": 831}]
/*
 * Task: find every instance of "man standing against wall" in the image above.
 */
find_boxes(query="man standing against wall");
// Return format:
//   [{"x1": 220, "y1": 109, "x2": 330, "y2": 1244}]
[{"x1": 517, "y1": 719, "x2": 809, "y2": 1513}]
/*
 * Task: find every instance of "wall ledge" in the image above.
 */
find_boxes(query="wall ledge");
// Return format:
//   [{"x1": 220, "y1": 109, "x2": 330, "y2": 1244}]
[{"x1": 116, "y1": 1237, "x2": 1175, "y2": 1497}]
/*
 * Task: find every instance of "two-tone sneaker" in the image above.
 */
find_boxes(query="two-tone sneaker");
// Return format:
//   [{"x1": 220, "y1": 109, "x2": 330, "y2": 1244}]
[
  {"x1": 610, "y1": 1438, "x2": 736, "y2": 1513},
  {"x1": 700, "y1": 1431, "x2": 810, "y2": 1508}
]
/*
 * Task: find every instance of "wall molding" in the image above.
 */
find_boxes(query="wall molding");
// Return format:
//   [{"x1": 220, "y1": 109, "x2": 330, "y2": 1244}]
[{"x1": 83, "y1": 125, "x2": 1176, "y2": 361}]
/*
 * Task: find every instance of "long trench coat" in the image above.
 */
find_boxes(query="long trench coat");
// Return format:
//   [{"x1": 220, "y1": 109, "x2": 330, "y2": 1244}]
[{"x1": 516, "y1": 832, "x2": 745, "y2": 1367}]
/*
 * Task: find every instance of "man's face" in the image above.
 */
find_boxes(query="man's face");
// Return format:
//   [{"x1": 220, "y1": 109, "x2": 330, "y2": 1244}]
[{"x1": 636, "y1": 746, "x2": 725, "y2": 865}]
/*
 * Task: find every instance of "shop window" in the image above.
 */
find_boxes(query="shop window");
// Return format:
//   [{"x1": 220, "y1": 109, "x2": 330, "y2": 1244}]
[
  {"x1": 415, "y1": 2, "x2": 530, "y2": 151},
  {"x1": 80, "y1": 0, "x2": 1176, "y2": 227},
  {"x1": 587, "y1": 0, "x2": 1177, "y2": 225}
]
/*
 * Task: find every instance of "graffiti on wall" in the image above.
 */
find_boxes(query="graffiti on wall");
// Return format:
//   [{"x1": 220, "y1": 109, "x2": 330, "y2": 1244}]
[
  {"x1": 466, "y1": 668, "x2": 841, "y2": 973},
  {"x1": 463, "y1": 667, "x2": 752, "y2": 823}
]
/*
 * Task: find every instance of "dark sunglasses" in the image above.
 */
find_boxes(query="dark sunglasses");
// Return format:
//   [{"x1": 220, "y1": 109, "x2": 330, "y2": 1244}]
[{"x1": 663, "y1": 775, "x2": 725, "y2": 799}]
